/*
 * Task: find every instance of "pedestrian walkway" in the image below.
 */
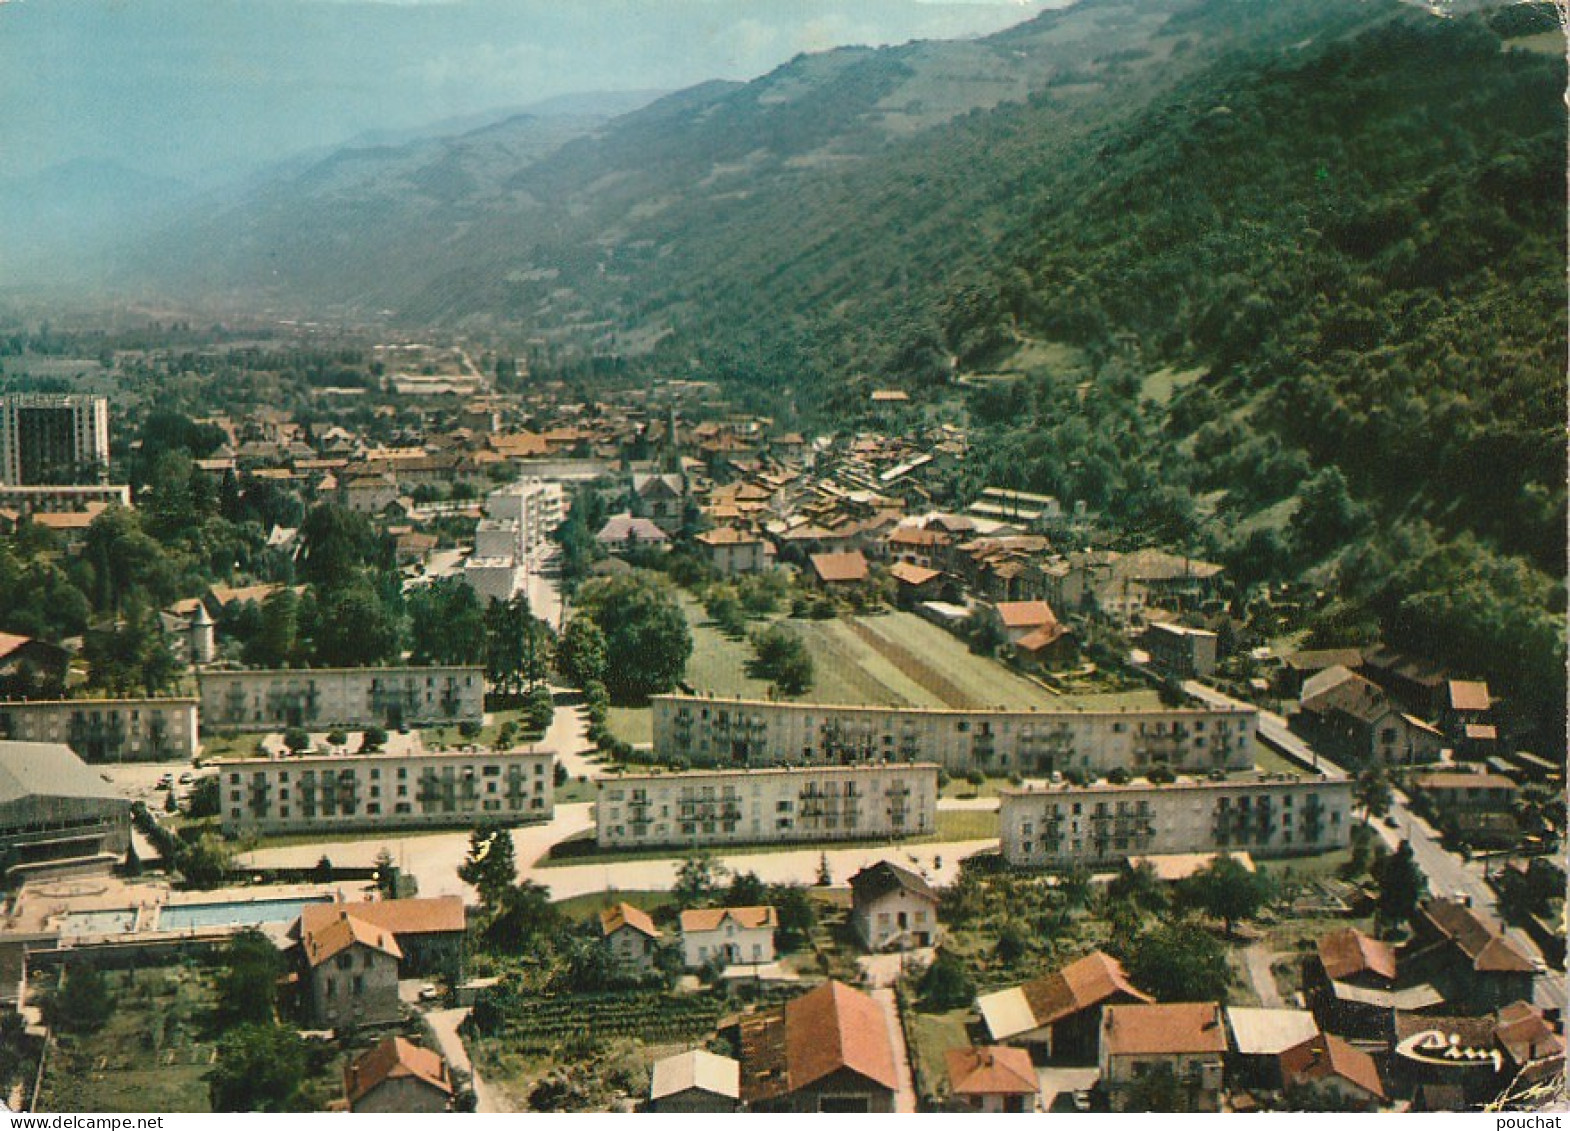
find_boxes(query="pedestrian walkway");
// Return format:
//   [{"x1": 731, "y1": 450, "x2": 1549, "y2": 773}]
[{"x1": 872, "y1": 986, "x2": 918, "y2": 1114}]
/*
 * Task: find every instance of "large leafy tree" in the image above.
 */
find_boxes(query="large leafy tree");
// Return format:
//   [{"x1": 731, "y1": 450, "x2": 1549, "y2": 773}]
[
  {"x1": 208, "y1": 1023, "x2": 308, "y2": 1112},
  {"x1": 408, "y1": 577, "x2": 485, "y2": 666},
  {"x1": 1373, "y1": 840, "x2": 1426, "y2": 930},
  {"x1": 214, "y1": 928, "x2": 285, "y2": 1026},
  {"x1": 1125, "y1": 921, "x2": 1230, "y2": 1002},
  {"x1": 1176, "y1": 856, "x2": 1271, "y2": 938},
  {"x1": 573, "y1": 571, "x2": 691, "y2": 700}
]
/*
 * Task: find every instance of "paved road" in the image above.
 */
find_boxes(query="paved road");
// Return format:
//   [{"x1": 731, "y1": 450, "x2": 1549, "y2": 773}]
[
  {"x1": 1241, "y1": 942, "x2": 1285, "y2": 1008},
  {"x1": 871, "y1": 986, "x2": 918, "y2": 1114},
  {"x1": 1186, "y1": 680, "x2": 1565, "y2": 1013},
  {"x1": 426, "y1": 1006, "x2": 504, "y2": 1112},
  {"x1": 1182, "y1": 680, "x2": 1347, "y2": 780}
]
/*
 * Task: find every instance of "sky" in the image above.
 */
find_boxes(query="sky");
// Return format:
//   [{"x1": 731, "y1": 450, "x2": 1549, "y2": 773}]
[{"x1": 0, "y1": 0, "x2": 1052, "y2": 188}]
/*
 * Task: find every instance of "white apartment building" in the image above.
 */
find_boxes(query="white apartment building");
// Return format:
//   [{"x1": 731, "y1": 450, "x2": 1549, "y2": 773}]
[
  {"x1": 596, "y1": 763, "x2": 939, "y2": 849},
  {"x1": 0, "y1": 697, "x2": 198, "y2": 762},
  {"x1": 218, "y1": 748, "x2": 553, "y2": 835},
  {"x1": 652, "y1": 694, "x2": 1256, "y2": 777},
  {"x1": 999, "y1": 772, "x2": 1353, "y2": 869},
  {"x1": 0, "y1": 395, "x2": 110, "y2": 485},
  {"x1": 484, "y1": 478, "x2": 565, "y2": 565},
  {"x1": 199, "y1": 666, "x2": 485, "y2": 731}
]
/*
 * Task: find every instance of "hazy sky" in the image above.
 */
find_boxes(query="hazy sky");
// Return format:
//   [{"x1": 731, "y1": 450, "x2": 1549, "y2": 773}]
[{"x1": 0, "y1": 0, "x2": 1051, "y2": 187}]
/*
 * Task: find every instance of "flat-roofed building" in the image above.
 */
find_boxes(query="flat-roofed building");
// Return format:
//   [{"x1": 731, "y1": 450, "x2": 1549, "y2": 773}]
[
  {"x1": 218, "y1": 748, "x2": 552, "y2": 836},
  {"x1": 199, "y1": 666, "x2": 484, "y2": 731},
  {"x1": 1000, "y1": 773, "x2": 1352, "y2": 869},
  {"x1": 0, "y1": 698, "x2": 198, "y2": 762},
  {"x1": 596, "y1": 763, "x2": 938, "y2": 850},
  {"x1": 0, "y1": 395, "x2": 109, "y2": 485},
  {"x1": 0, "y1": 741, "x2": 131, "y2": 877},
  {"x1": 653, "y1": 694, "x2": 1256, "y2": 777}
]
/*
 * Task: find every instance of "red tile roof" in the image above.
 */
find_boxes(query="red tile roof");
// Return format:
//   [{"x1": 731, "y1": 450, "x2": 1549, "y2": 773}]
[
  {"x1": 1420, "y1": 899, "x2": 1535, "y2": 973},
  {"x1": 680, "y1": 905, "x2": 778, "y2": 933},
  {"x1": 1023, "y1": 951, "x2": 1153, "y2": 1029},
  {"x1": 301, "y1": 896, "x2": 464, "y2": 939},
  {"x1": 1495, "y1": 1001, "x2": 1564, "y2": 1068},
  {"x1": 994, "y1": 600, "x2": 1058, "y2": 630},
  {"x1": 888, "y1": 562, "x2": 942, "y2": 587},
  {"x1": 810, "y1": 550, "x2": 870, "y2": 584},
  {"x1": 1280, "y1": 1032, "x2": 1385, "y2": 1102},
  {"x1": 302, "y1": 909, "x2": 403, "y2": 968},
  {"x1": 344, "y1": 1037, "x2": 451, "y2": 1106},
  {"x1": 1102, "y1": 1002, "x2": 1226, "y2": 1057},
  {"x1": 946, "y1": 1046, "x2": 1037, "y2": 1096},
  {"x1": 785, "y1": 980, "x2": 899, "y2": 1093},
  {"x1": 1317, "y1": 928, "x2": 1397, "y2": 983},
  {"x1": 601, "y1": 901, "x2": 661, "y2": 940}
]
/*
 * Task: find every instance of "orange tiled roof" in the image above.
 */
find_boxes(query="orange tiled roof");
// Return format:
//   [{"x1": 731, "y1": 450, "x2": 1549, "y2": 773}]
[
  {"x1": 1102, "y1": 1002, "x2": 1226, "y2": 1057},
  {"x1": 785, "y1": 980, "x2": 898, "y2": 1092},
  {"x1": 601, "y1": 901, "x2": 661, "y2": 940},
  {"x1": 680, "y1": 905, "x2": 777, "y2": 933},
  {"x1": 301, "y1": 909, "x2": 403, "y2": 968},
  {"x1": 344, "y1": 1037, "x2": 451, "y2": 1106},
  {"x1": 1022, "y1": 951, "x2": 1152, "y2": 1028},
  {"x1": 301, "y1": 896, "x2": 464, "y2": 941},
  {"x1": 1317, "y1": 928, "x2": 1397, "y2": 983},
  {"x1": 946, "y1": 1046, "x2": 1037, "y2": 1096},
  {"x1": 810, "y1": 550, "x2": 869, "y2": 583},
  {"x1": 1280, "y1": 1032, "x2": 1385, "y2": 1101}
]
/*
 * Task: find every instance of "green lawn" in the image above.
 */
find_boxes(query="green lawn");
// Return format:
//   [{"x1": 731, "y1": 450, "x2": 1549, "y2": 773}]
[
  {"x1": 606, "y1": 706, "x2": 653, "y2": 747},
  {"x1": 934, "y1": 808, "x2": 1000, "y2": 842},
  {"x1": 552, "y1": 888, "x2": 679, "y2": 920},
  {"x1": 940, "y1": 775, "x2": 1013, "y2": 801},
  {"x1": 1142, "y1": 364, "x2": 1207, "y2": 404},
  {"x1": 906, "y1": 1007, "x2": 972, "y2": 1106},
  {"x1": 1252, "y1": 740, "x2": 1311, "y2": 777}
]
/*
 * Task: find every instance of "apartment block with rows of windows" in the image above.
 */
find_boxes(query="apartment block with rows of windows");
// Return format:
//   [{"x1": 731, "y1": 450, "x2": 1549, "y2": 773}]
[
  {"x1": 218, "y1": 749, "x2": 553, "y2": 836},
  {"x1": 0, "y1": 697, "x2": 198, "y2": 762},
  {"x1": 199, "y1": 666, "x2": 484, "y2": 731},
  {"x1": 596, "y1": 763, "x2": 938, "y2": 849},
  {"x1": 999, "y1": 773, "x2": 1353, "y2": 869},
  {"x1": 652, "y1": 694, "x2": 1256, "y2": 777}
]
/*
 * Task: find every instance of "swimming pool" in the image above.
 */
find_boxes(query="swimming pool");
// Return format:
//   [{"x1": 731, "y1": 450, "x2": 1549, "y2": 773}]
[
  {"x1": 157, "y1": 896, "x2": 331, "y2": 931},
  {"x1": 60, "y1": 907, "x2": 139, "y2": 936}
]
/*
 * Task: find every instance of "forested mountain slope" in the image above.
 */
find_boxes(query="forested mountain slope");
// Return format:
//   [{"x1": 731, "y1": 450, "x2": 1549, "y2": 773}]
[{"x1": 121, "y1": 0, "x2": 1566, "y2": 740}]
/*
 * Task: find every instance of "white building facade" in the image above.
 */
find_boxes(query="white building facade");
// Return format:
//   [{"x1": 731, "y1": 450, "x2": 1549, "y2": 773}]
[
  {"x1": 199, "y1": 666, "x2": 485, "y2": 731},
  {"x1": 652, "y1": 694, "x2": 1256, "y2": 777},
  {"x1": 999, "y1": 773, "x2": 1352, "y2": 869},
  {"x1": 218, "y1": 748, "x2": 553, "y2": 836},
  {"x1": 596, "y1": 763, "x2": 938, "y2": 849},
  {"x1": 0, "y1": 697, "x2": 198, "y2": 762}
]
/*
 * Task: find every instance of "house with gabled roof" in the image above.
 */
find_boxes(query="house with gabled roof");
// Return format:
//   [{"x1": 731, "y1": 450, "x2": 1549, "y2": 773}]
[
  {"x1": 979, "y1": 950, "x2": 1153, "y2": 1062},
  {"x1": 848, "y1": 861, "x2": 939, "y2": 952},
  {"x1": 739, "y1": 980, "x2": 899, "y2": 1112},
  {"x1": 300, "y1": 907, "x2": 404, "y2": 1027},
  {"x1": 1297, "y1": 665, "x2": 1443, "y2": 766},
  {"x1": 945, "y1": 1046, "x2": 1039, "y2": 1112},
  {"x1": 649, "y1": 1048, "x2": 741, "y2": 1112},
  {"x1": 1405, "y1": 898, "x2": 1536, "y2": 1011},
  {"x1": 343, "y1": 1036, "x2": 453, "y2": 1113},
  {"x1": 1099, "y1": 1002, "x2": 1226, "y2": 1112},
  {"x1": 1279, "y1": 1032, "x2": 1386, "y2": 1109},
  {"x1": 601, "y1": 901, "x2": 663, "y2": 974},
  {"x1": 297, "y1": 896, "x2": 465, "y2": 978},
  {"x1": 679, "y1": 905, "x2": 777, "y2": 970},
  {"x1": 809, "y1": 550, "x2": 870, "y2": 587}
]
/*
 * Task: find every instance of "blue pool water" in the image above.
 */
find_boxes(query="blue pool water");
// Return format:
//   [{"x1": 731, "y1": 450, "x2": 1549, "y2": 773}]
[{"x1": 158, "y1": 896, "x2": 329, "y2": 931}]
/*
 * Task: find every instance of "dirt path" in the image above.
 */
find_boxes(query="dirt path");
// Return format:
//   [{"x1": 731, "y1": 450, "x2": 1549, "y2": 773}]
[
  {"x1": 1241, "y1": 942, "x2": 1284, "y2": 1008},
  {"x1": 425, "y1": 1006, "x2": 504, "y2": 1112},
  {"x1": 872, "y1": 986, "x2": 919, "y2": 1114}
]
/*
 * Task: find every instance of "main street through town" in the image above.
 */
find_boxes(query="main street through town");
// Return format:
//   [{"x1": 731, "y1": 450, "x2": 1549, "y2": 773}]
[{"x1": 1187, "y1": 681, "x2": 1566, "y2": 1014}]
